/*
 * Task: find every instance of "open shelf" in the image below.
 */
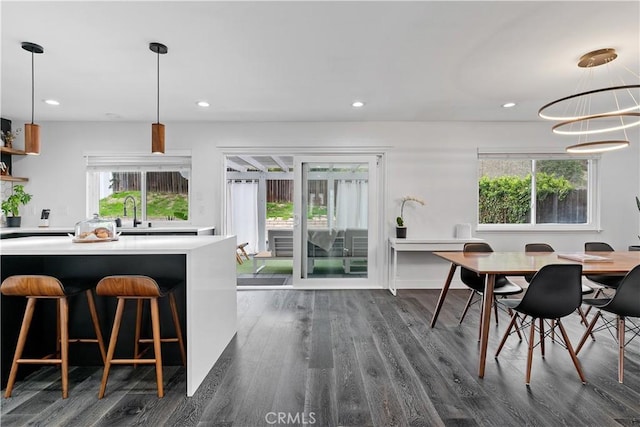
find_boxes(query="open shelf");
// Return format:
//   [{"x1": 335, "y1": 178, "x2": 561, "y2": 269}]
[
  {"x1": 0, "y1": 175, "x2": 28, "y2": 182},
  {"x1": 0, "y1": 147, "x2": 26, "y2": 156}
]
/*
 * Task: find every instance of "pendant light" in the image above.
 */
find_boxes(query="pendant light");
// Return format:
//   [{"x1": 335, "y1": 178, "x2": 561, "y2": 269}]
[
  {"x1": 22, "y1": 42, "x2": 44, "y2": 155},
  {"x1": 538, "y1": 48, "x2": 640, "y2": 132},
  {"x1": 539, "y1": 48, "x2": 640, "y2": 153},
  {"x1": 150, "y1": 42, "x2": 168, "y2": 154}
]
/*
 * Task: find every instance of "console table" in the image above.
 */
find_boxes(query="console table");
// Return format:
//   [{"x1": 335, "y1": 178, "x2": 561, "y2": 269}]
[{"x1": 388, "y1": 238, "x2": 483, "y2": 295}]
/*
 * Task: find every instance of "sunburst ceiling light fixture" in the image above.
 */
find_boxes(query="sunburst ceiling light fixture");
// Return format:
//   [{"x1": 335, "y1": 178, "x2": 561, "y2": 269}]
[
  {"x1": 150, "y1": 42, "x2": 168, "y2": 154},
  {"x1": 22, "y1": 42, "x2": 44, "y2": 155},
  {"x1": 539, "y1": 48, "x2": 640, "y2": 136}
]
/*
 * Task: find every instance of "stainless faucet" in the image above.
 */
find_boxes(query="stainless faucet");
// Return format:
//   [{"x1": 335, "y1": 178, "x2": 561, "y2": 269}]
[{"x1": 123, "y1": 195, "x2": 142, "y2": 227}]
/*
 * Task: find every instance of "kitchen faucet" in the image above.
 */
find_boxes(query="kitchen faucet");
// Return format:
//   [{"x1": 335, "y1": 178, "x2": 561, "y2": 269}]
[{"x1": 123, "y1": 195, "x2": 142, "y2": 227}]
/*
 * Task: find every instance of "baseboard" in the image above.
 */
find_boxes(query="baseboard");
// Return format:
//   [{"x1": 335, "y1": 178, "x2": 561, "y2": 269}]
[{"x1": 394, "y1": 278, "x2": 467, "y2": 290}]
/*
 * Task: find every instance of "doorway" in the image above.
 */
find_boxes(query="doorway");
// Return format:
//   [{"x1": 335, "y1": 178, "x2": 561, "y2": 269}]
[
  {"x1": 293, "y1": 155, "x2": 382, "y2": 288},
  {"x1": 225, "y1": 152, "x2": 383, "y2": 289}
]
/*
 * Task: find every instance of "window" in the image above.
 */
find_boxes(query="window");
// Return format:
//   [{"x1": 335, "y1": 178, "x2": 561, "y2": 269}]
[
  {"x1": 477, "y1": 150, "x2": 599, "y2": 230},
  {"x1": 86, "y1": 154, "x2": 191, "y2": 223}
]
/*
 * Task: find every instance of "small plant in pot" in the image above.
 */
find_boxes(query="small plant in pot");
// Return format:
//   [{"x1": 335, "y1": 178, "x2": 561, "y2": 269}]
[
  {"x1": 396, "y1": 196, "x2": 425, "y2": 238},
  {"x1": 1, "y1": 184, "x2": 32, "y2": 227}
]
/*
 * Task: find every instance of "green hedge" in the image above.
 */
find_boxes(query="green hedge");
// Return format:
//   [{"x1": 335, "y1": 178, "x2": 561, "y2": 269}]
[{"x1": 479, "y1": 173, "x2": 574, "y2": 224}]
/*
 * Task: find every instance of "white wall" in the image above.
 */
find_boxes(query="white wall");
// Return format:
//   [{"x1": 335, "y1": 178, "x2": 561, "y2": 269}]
[{"x1": 4, "y1": 120, "x2": 639, "y2": 288}]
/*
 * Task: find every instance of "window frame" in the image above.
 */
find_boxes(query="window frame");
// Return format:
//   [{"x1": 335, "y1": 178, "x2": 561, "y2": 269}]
[
  {"x1": 476, "y1": 149, "x2": 601, "y2": 232},
  {"x1": 85, "y1": 153, "x2": 192, "y2": 224}
]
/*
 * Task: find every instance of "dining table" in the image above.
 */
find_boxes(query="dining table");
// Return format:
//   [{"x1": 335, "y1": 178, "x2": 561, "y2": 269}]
[{"x1": 430, "y1": 250, "x2": 640, "y2": 378}]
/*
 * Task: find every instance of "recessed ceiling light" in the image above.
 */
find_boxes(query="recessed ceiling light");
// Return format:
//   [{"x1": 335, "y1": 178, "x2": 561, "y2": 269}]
[
  {"x1": 196, "y1": 101, "x2": 210, "y2": 107},
  {"x1": 352, "y1": 101, "x2": 365, "y2": 108},
  {"x1": 502, "y1": 102, "x2": 516, "y2": 108},
  {"x1": 44, "y1": 99, "x2": 60, "y2": 106}
]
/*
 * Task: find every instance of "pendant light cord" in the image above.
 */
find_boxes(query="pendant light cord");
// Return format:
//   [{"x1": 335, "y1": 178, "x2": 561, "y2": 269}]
[
  {"x1": 156, "y1": 50, "x2": 160, "y2": 124},
  {"x1": 31, "y1": 50, "x2": 35, "y2": 124}
]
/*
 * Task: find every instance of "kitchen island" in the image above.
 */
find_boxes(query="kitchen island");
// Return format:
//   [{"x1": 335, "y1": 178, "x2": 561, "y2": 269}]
[
  {"x1": 0, "y1": 225, "x2": 215, "y2": 238},
  {"x1": 0, "y1": 234, "x2": 236, "y2": 396}
]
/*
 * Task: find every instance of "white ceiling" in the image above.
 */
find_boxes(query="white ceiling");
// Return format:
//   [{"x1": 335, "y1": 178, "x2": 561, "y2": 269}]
[{"x1": 1, "y1": 1, "x2": 638, "y2": 124}]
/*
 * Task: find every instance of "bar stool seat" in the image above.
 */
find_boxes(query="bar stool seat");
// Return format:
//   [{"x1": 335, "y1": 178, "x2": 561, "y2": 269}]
[
  {"x1": 96, "y1": 275, "x2": 186, "y2": 398},
  {"x1": 1, "y1": 275, "x2": 107, "y2": 399}
]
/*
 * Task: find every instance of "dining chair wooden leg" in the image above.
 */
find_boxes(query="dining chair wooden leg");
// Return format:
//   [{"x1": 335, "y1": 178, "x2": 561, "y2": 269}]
[
  {"x1": 99, "y1": 298, "x2": 126, "y2": 399},
  {"x1": 577, "y1": 307, "x2": 596, "y2": 341},
  {"x1": 618, "y1": 316, "x2": 625, "y2": 383},
  {"x1": 539, "y1": 318, "x2": 545, "y2": 357},
  {"x1": 576, "y1": 311, "x2": 601, "y2": 354},
  {"x1": 507, "y1": 308, "x2": 523, "y2": 340},
  {"x1": 459, "y1": 290, "x2": 474, "y2": 325},
  {"x1": 168, "y1": 293, "x2": 187, "y2": 366},
  {"x1": 493, "y1": 297, "x2": 499, "y2": 326},
  {"x1": 526, "y1": 319, "x2": 536, "y2": 385},
  {"x1": 59, "y1": 297, "x2": 70, "y2": 399},
  {"x1": 557, "y1": 319, "x2": 586, "y2": 384},
  {"x1": 85, "y1": 289, "x2": 107, "y2": 363},
  {"x1": 495, "y1": 312, "x2": 519, "y2": 357},
  {"x1": 5, "y1": 298, "x2": 37, "y2": 398},
  {"x1": 150, "y1": 298, "x2": 164, "y2": 398},
  {"x1": 583, "y1": 287, "x2": 603, "y2": 318}
]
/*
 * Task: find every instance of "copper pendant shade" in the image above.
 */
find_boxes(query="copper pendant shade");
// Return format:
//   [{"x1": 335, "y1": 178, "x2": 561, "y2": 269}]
[
  {"x1": 24, "y1": 123, "x2": 40, "y2": 154},
  {"x1": 150, "y1": 42, "x2": 168, "y2": 154},
  {"x1": 152, "y1": 123, "x2": 165, "y2": 154},
  {"x1": 22, "y1": 42, "x2": 44, "y2": 155}
]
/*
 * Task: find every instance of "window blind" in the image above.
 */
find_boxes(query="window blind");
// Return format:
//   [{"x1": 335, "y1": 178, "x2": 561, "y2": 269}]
[
  {"x1": 477, "y1": 148, "x2": 600, "y2": 160},
  {"x1": 85, "y1": 153, "x2": 191, "y2": 172}
]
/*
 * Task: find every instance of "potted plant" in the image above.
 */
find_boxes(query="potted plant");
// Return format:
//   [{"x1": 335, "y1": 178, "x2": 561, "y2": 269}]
[
  {"x1": 631, "y1": 196, "x2": 640, "y2": 251},
  {"x1": 1, "y1": 128, "x2": 21, "y2": 148},
  {"x1": 396, "y1": 195, "x2": 425, "y2": 238},
  {"x1": 1, "y1": 184, "x2": 32, "y2": 227}
]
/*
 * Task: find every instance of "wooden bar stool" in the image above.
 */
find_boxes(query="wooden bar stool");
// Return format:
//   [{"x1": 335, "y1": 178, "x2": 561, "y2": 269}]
[
  {"x1": 236, "y1": 242, "x2": 250, "y2": 264},
  {"x1": 1, "y1": 275, "x2": 107, "y2": 399},
  {"x1": 96, "y1": 275, "x2": 186, "y2": 398}
]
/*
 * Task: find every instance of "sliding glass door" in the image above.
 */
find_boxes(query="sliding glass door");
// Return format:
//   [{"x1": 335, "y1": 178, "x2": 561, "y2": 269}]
[{"x1": 293, "y1": 155, "x2": 381, "y2": 287}]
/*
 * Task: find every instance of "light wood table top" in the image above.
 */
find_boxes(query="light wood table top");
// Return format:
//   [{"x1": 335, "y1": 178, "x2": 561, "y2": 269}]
[{"x1": 432, "y1": 251, "x2": 640, "y2": 275}]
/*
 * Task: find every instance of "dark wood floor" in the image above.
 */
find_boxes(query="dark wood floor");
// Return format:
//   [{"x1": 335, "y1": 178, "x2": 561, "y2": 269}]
[{"x1": 2, "y1": 289, "x2": 639, "y2": 426}]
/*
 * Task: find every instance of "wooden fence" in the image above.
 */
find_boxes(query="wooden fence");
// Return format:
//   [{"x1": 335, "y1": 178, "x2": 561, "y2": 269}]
[
  {"x1": 266, "y1": 180, "x2": 331, "y2": 205},
  {"x1": 536, "y1": 189, "x2": 587, "y2": 223},
  {"x1": 110, "y1": 172, "x2": 188, "y2": 194}
]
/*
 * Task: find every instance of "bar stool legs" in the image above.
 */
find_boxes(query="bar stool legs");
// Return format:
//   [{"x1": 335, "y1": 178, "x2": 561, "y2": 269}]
[
  {"x1": 2, "y1": 275, "x2": 107, "y2": 399},
  {"x1": 168, "y1": 293, "x2": 187, "y2": 366},
  {"x1": 5, "y1": 298, "x2": 38, "y2": 398},
  {"x1": 133, "y1": 294, "x2": 186, "y2": 367},
  {"x1": 99, "y1": 296, "x2": 177, "y2": 398},
  {"x1": 97, "y1": 275, "x2": 186, "y2": 399},
  {"x1": 85, "y1": 290, "x2": 107, "y2": 363}
]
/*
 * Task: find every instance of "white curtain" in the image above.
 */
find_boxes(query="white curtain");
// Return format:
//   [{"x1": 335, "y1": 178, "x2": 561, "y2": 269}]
[
  {"x1": 226, "y1": 180, "x2": 259, "y2": 254},
  {"x1": 336, "y1": 180, "x2": 368, "y2": 229}
]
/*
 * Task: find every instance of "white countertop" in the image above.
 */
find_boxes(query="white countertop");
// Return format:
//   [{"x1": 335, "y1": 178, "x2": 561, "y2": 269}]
[
  {"x1": 0, "y1": 235, "x2": 233, "y2": 255},
  {"x1": 0, "y1": 225, "x2": 215, "y2": 236}
]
